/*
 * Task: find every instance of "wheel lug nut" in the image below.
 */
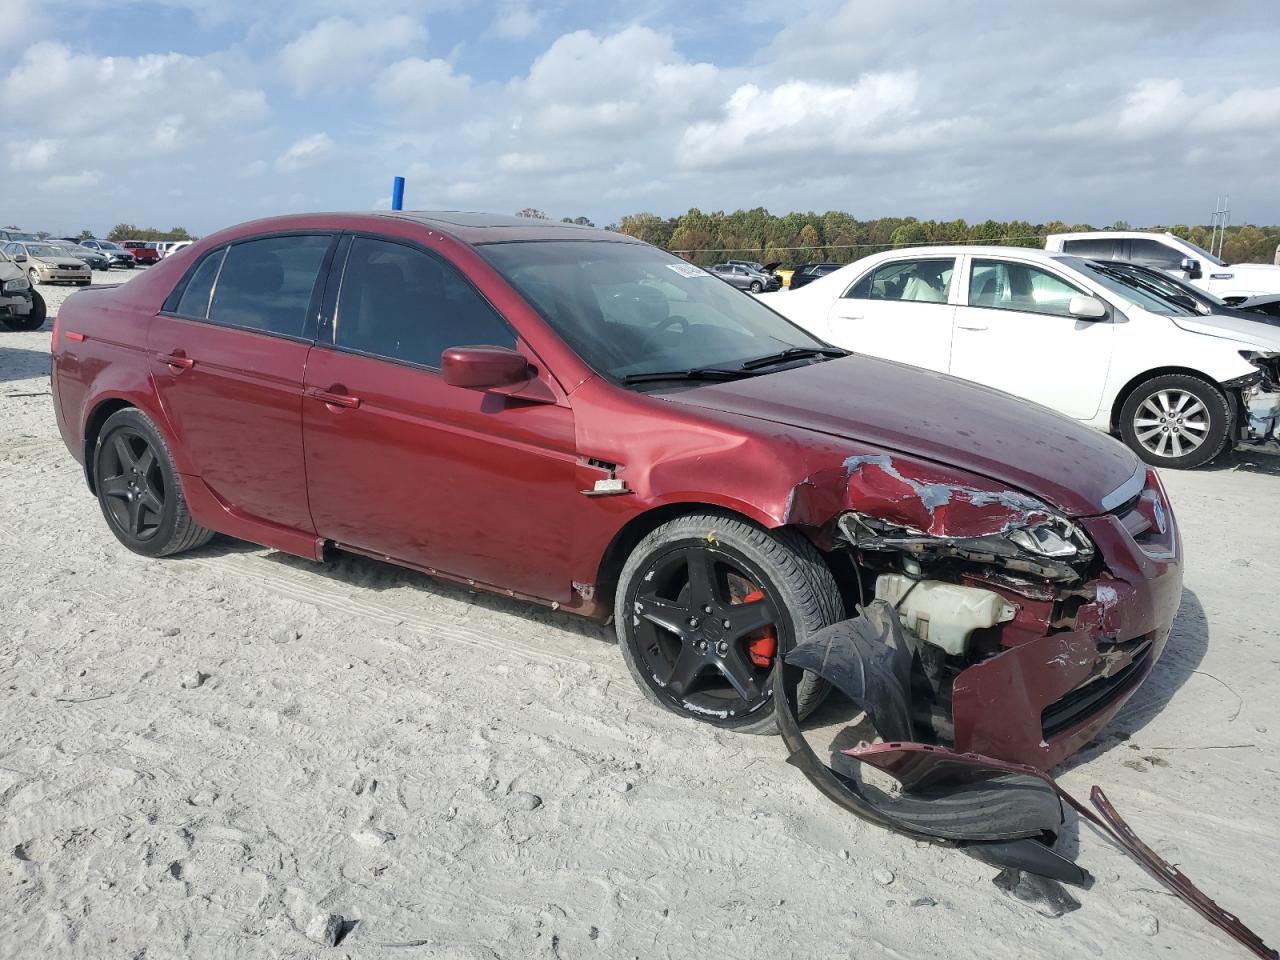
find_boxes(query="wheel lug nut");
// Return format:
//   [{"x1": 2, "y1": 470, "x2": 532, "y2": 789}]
[
  {"x1": 703, "y1": 605, "x2": 712, "y2": 615},
  {"x1": 716, "y1": 641, "x2": 729, "y2": 655},
  {"x1": 722, "y1": 619, "x2": 731, "y2": 629},
  {"x1": 688, "y1": 617, "x2": 699, "y2": 628}
]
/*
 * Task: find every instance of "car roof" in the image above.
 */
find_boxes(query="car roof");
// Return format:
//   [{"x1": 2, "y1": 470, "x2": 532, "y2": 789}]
[
  {"x1": 862, "y1": 244, "x2": 1073, "y2": 261},
  {"x1": 378, "y1": 211, "x2": 638, "y2": 246},
  {"x1": 1046, "y1": 230, "x2": 1179, "y2": 241}
]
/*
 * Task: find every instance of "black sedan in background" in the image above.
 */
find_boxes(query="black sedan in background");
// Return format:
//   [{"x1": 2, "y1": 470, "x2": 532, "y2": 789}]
[
  {"x1": 1088, "y1": 259, "x2": 1280, "y2": 325},
  {"x1": 52, "y1": 240, "x2": 111, "y2": 271},
  {"x1": 788, "y1": 262, "x2": 845, "y2": 290}
]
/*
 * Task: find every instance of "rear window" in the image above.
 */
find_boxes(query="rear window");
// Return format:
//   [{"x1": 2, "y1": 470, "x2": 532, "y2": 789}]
[{"x1": 207, "y1": 235, "x2": 331, "y2": 338}]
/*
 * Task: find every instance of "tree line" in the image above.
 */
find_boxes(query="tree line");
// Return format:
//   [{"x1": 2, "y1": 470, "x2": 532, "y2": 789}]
[{"x1": 601, "y1": 209, "x2": 1280, "y2": 268}]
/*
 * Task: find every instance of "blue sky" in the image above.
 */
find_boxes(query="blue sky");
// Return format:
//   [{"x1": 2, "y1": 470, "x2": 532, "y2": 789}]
[{"x1": 2, "y1": 0, "x2": 1279, "y2": 237}]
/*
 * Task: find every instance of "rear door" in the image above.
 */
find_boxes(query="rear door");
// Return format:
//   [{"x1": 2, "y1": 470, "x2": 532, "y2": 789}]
[
  {"x1": 147, "y1": 232, "x2": 335, "y2": 533},
  {"x1": 301, "y1": 234, "x2": 582, "y2": 603},
  {"x1": 949, "y1": 256, "x2": 1113, "y2": 419},
  {"x1": 823, "y1": 256, "x2": 956, "y2": 371}
]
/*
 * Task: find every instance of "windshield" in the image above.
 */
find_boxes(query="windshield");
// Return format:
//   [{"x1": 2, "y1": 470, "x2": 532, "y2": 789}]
[
  {"x1": 1068, "y1": 258, "x2": 1193, "y2": 315},
  {"x1": 481, "y1": 240, "x2": 829, "y2": 382},
  {"x1": 25, "y1": 244, "x2": 65, "y2": 258},
  {"x1": 98, "y1": 242, "x2": 122, "y2": 251}
]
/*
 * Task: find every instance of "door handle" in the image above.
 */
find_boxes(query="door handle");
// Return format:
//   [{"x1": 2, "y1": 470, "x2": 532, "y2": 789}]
[
  {"x1": 159, "y1": 352, "x2": 195, "y2": 371},
  {"x1": 835, "y1": 313, "x2": 864, "y2": 320},
  {"x1": 306, "y1": 388, "x2": 361, "y2": 409},
  {"x1": 955, "y1": 322, "x2": 988, "y2": 331}
]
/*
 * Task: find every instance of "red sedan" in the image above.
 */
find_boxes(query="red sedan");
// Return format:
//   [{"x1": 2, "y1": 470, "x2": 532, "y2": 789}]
[{"x1": 50, "y1": 212, "x2": 1181, "y2": 769}]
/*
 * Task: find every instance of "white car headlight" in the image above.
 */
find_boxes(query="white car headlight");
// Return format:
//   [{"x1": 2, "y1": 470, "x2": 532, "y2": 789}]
[{"x1": 2, "y1": 277, "x2": 31, "y2": 293}]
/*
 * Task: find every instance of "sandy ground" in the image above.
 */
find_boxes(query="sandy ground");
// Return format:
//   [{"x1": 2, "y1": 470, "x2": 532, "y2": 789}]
[{"x1": 1, "y1": 281, "x2": 1277, "y2": 959}]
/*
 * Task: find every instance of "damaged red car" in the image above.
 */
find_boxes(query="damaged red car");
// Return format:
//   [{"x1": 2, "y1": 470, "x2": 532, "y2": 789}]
[{"x1": 51, "y1": 212, "x2": 1181, "y2": 766}]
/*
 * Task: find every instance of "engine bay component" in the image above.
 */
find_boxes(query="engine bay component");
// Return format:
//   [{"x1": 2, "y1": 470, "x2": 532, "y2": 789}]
[{"x1": 873, "y1": 574, "x2": 1017, "y2": 656}]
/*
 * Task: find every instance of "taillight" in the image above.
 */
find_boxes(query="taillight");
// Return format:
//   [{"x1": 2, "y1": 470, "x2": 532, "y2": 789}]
[{"x1": 51, "y1": 313, "x2": 59, "y2": 351}]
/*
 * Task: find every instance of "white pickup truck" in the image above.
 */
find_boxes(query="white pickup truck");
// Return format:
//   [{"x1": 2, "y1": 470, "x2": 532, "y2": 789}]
[{"x1": 1045, "y1": 230, "x2": 1280, "y2": 302}]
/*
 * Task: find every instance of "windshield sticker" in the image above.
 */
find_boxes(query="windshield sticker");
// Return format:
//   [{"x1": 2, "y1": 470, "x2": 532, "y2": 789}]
[{"x1": 667, "y1": 262, "x2": 711, "y2": 278}]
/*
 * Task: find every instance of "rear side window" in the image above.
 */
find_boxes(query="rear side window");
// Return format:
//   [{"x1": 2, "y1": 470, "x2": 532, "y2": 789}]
[
  {"x1": 1129, "y1": 238, "x2": 1183, "y2": 269},
  {"x1": 208, "y1": 235, "x2": 331, "y2": 338},
  {"x1": 847, "y1": 258, "x2": 955, "y2": 303},
  {"x1": 168, "y1": 249, "x2": 225, "y2": 318},
  {"x1": 333, "y1": 236, "x2": 515, "y2": 368},
  {"x1": 1061, "y1": 238, "x2": 1121, "y2": 259}
]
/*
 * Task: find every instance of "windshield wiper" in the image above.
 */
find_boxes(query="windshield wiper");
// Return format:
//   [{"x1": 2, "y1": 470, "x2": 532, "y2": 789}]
[
  {"x1": 621, "y1": 367, "x2": 754, "y2": 385},
  {"x1": 739, "y1": 346, "x2": 849, "y2": 371}
]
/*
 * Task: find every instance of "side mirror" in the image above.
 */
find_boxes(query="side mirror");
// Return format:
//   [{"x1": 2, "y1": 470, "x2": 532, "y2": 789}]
[
  {"x1": 1180, "y1": 257, "x2": 1202, "y2": 279},
  {"x1": 441, "y1": 345, "x2": 531, "y2": 390},
  {"x1": 1068, "y1": 294, "x2": 1108, "y2": 320},
  {"x1": 13, "y1": 253, "x2": 26, "y2": 263}
]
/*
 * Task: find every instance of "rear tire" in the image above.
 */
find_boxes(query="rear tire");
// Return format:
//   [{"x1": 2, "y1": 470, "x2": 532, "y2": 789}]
[
  {"x1": 615, "y1": 513, "x2": 843, "y2": 735},
  {"x1": 93, "y1": 408, "x2": 214, "y2": 557},
  {"x1": 1119, "y1": 373, "x2": 1231, "y2": 469}
]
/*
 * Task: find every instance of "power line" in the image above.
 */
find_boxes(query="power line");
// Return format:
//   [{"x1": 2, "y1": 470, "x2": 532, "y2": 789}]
[{"x1": 667, "y1": 235, "x2": 1049, "y2": 254}]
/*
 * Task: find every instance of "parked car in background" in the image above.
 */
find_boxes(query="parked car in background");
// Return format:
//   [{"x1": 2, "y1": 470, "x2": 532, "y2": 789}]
[
  {"x1": 164, "y1": 240, "x2": 194, "y2": 258},
  {"x1": 0, "y1": 246, "x2": 45, "y2": 330},
  {"x1": 709, "y1": 262, "x2": 782, "y2": 292},
  {"x1": 120, "y1": 240, "x2": 160, "y2": 264},
  {"x1": 788, "y1": 262, "x2": 844, "y2": 290},
  {"x1": 1087, "y1": 259, "x2": 1280, "y2": 326},
  {"x1": 51, "y1": 211, "x2": 1180, "y2": 780},
  {"x1": 1045, "y1": 230, "x2": 1280, "y2": 301},
  {"x1": 51, "y1": 240, "x2": 111, "y2": 272},
  {"x1": 2, "y1": 240, "x2": 92, "y2": 286},
  {"x1": 727, "y1": 259, "x2": 781, "y2": 277},
  {"x1": 0, "y1": 229, "x2": 40, "y2": 242},
  {"x1": 79, "y1": 239, "x2": 136, "y2": 268},
  {"x1": 760, "y1": 245, "x2": 1280, "y2": 468}
]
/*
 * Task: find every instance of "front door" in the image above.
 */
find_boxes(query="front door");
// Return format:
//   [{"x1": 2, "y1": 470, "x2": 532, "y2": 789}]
[
  {"x1": 823, "y1": 257, "x2": 957, "y2": 372},
  {"x1": 301, "y1": 234, "x2": 582, "y2": 604},
  {"x1": 147, "y1": 233, "x2": 334, "y2": 533},
  {"x1": 949, "y1": 256, "x2": 1113, "y2": 420}
]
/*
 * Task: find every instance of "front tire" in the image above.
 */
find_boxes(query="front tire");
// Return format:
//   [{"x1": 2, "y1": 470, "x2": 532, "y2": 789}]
[
  {"x1": 748, "y1": 280, "x2": 762, "y2": 293},
  {"x1": 93, "y1": 408, "x2": 214, "y2": 557},
  {"x1": 27, "y1": 269, "x2": 40, "y2": 286},
  {"x1": 1, "y1": 292, "x2": 46, "y2": 331},
  {"x1": 615, "y1": 513, "x2": 843, "y2": 734},
  {"x1": 1119, "y1": 374, "x2": 1231, "y2": 469}
]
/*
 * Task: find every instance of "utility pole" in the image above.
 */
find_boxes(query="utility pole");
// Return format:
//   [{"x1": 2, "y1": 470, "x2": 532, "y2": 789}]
[{"x1": 1209, "y1": 195, "x2": 1230, "y2": 259}]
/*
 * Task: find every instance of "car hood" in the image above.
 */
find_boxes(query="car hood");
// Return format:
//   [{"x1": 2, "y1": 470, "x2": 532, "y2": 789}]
[
  {"x1": 1168, "y1": 309, "x2": 1280, "y2": 349},
  {"x1": 663, "y1": 355, "x2": 1141, "y2": 518},
  {"x1": 35, "y1": 256, "x2": 85, "y2": 268}
]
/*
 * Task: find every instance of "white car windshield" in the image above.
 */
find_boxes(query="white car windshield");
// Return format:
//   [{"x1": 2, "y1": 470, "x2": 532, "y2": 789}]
[{"x1": 1178, "y1": 238, "x2": 1226, "y2": 267}]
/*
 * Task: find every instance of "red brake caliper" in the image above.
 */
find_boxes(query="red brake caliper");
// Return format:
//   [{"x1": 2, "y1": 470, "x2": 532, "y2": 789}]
[{"x1": 742, "y1": 588, "x2": 777, "y2": 667}]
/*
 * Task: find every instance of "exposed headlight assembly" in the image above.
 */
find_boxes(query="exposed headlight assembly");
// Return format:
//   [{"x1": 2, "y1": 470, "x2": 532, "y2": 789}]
[
  {"x1": 838, "y1": 511, "x2": 1095, "y2": 582},
  {"x1": 2, "y1": 277, "x2": 31, "y2": 293}
]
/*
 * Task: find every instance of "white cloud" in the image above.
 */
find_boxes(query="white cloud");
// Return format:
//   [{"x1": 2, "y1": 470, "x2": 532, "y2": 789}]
[
  {"x1": 9, "y1": 139, "x2": 60, "y2": 172},
  {"x1": 275, "y1": 133, "x2": 335, "y2": 172},
  {"x1": 492, "y1": 0, "x2": 541, "y2": 38},
  {"x1": 377, "y1": 57, "x2": 470, "y2": 114},
  {"x1": 280, "y1": 15, "x2": 427, "y2": 95},
  {"x1": 678, "y1": 74, "x2": 928, "y2": 169},
  {"x1": 1, "y1": 43, "x2": 266, "y2": 141}
]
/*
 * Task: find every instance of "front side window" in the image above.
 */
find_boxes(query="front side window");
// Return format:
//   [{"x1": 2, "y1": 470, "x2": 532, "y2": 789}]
[
  {"x1": 208, "y1": 234, "x2": 330, "y2": 337},
  {"x1": 1129, "y1": 238, "x2": 1183, "y2": 270},
  {"x1": 968, "y1": 260, "x2": 1084, "y2": 317},
  {"x1": 480, "y1": 240, "x2": 829, "y2": 381},
  {"x1": 333, "y1": 237, "x2": 515, "y2": 367},
  {"x1": 847, "y1": 258, "x2": 955, "y2": 303}
]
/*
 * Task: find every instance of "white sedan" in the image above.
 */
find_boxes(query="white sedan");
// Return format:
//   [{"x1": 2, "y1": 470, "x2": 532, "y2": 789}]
[{"x1": 758, "y1": 246, "x2": 1280, "y2": 468}]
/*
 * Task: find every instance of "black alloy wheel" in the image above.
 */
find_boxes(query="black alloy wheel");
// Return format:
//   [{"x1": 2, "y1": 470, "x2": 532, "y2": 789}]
[
  {"x1": 93, "y1": 408, "x2": 214, "y2": 556},
  {"x1": 617, "y1": 514, "x2": 843, "y2": 733},
  {"x1": 98, "y1": 428, "x2": 167, "y2": 544}
]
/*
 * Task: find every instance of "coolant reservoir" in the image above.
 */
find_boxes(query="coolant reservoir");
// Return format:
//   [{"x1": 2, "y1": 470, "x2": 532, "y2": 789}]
[{"x1": 874, "y1": 574, "x2": 1018, "y2": 656}]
